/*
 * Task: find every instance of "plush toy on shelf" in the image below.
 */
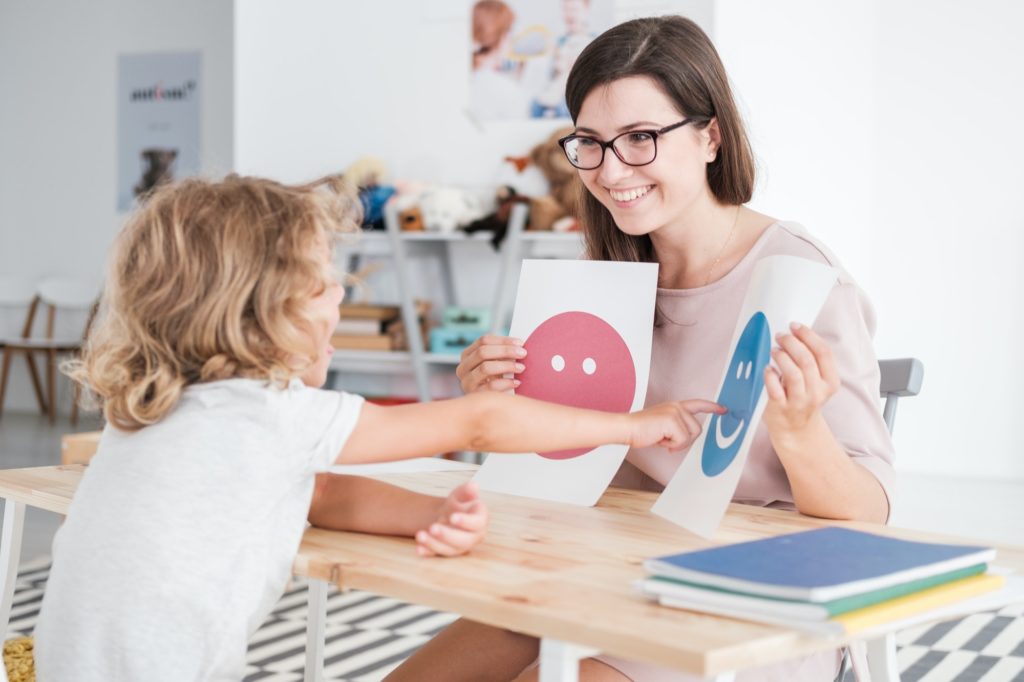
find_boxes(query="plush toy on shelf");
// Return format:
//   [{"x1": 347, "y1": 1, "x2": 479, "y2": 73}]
[
  {"x1": 462, "y1": 127, "x2": 581, "y2": 249},
  {"x1": 390, "y1": 185, "x2": 488, "y2": 233},
  {"x1": 343, "y1": 156, "x2": 396, "y2": 231},
  {"x1": 462, "y1": 185, "x2": 531, "y2": 248},
  {"x1": 524, "y1": 126, "x2": 580, "y2": 232}
]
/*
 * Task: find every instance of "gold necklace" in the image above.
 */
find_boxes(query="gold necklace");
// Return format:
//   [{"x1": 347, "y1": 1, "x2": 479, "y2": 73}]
[{"x1": 704, "y1": 205, "x2": 742, "y2": 286}]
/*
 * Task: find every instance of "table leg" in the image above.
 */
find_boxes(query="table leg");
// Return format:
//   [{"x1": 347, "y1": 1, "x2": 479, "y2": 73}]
[
  {"x1": 865, "y1": 633, "x2": 900, "y2": 681},
  {"x1": 538, "y1": 639, "x2": 599, "y2": 682},
  {"x1": 0, "y1": 499, "x2": 26, "y2": 637},
  {"x1": 304, "y1": 578, "x2": 328, "y2": 682},
  {"x1": 538, "y1": 638, "x2": 735, "y2": 682}
]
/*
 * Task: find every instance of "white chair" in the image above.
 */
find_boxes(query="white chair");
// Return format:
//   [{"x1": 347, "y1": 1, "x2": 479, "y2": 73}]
[{"x1": 0, "y1": 277, "x2": 98, "y2": 425}]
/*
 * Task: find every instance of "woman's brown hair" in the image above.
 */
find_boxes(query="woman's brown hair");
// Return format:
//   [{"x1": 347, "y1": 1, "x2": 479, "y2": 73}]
[
  {"x1": 68, "y1": 174, "x2": 360, "y2": 431},
  {"x1": 565, "y1": 15, "x2": 756, "y2": 263}
]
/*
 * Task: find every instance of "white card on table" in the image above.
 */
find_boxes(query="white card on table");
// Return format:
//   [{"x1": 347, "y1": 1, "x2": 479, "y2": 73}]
[
  {"x1": 651, "y1": 255, "x2": 837, "y2": 537},
  {"x1": 473, "y1": 259, "x2": 658, "y2": 506}
]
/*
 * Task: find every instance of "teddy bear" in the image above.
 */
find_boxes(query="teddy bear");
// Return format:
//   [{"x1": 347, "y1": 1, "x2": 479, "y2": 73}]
[{"x1": 527, "y1": 126, "x2": 579, "y2": 231}]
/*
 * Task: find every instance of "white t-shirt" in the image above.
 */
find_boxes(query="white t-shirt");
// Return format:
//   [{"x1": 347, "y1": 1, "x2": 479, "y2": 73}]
[{"x1": 34, "y1": 378, "x2": 364, "y2": 681}]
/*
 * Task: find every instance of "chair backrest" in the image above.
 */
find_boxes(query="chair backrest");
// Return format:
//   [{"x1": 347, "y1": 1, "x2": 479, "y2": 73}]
[
  {"x1": 37, "y1": 277, "x2": 98, "y2": 310},
  {"x1": 0, "y1": 276, "x2": 37, "y2": 307},
  {"x1": 878, "y1": 358, "x2": 924, "y2": 434},
  {"x1": 27, "y1": 277, "x2": 99, "y2": 343}
]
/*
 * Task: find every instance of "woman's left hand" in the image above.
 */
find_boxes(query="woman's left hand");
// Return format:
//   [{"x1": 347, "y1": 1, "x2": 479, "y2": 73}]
[
  {"x1": 763, "y1": 322, "x2": 840, "y2": 436},
  {"x1": 415, "y1": 481, "x2": 489, "y2": 557}
]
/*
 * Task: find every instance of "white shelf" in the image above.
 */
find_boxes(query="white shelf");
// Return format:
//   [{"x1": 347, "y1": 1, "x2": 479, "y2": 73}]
[
  {"x1": 326, "y1": 202, "x2": 560, "y2": 401},
  {"x1": 341, "y1": 229, "x2": 581, "y2": 244},
  {"x1": 329, "y1": 350, "x2": 461, "y2": 368}
]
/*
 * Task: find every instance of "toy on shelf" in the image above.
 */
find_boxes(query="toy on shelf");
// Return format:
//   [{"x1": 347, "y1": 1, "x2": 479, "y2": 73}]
[
  {"x1": 343, "y1": 157, "x2": 396, "y2": 231},
  {"x1": 391, "y1": 185, "x2": 488, "y2": 233},
  {"x1": 429, "y1": 306, "x2": 491, "y2": 355},
  {"x1": 525, "y1": 126, "x2": 580, "y2": 232},
  {"x1": 463, "y1": 127, "x2": 581, "y2": 248}
]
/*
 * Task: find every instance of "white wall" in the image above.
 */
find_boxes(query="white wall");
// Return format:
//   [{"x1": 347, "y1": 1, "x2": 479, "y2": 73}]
[
  {"x1": 0, "y1": 0, "x2": 235, "y2": 411},
  {"x1": 715, "y1": 0, "x2": 1024, "y2": 480},
  {"x1": 3, "y1": 0, "x2": 1021, "y2": 481}
]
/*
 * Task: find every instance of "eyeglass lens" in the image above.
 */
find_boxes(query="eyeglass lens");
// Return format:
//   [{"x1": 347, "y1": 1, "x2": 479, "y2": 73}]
[{"x1": 564, "y1": 132, "x2": 657, "y2": 169}]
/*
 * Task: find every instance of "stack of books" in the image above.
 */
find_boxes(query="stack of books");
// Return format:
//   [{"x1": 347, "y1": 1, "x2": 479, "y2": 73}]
[
  {"x1": 331, "y1": 301, "x2": 431, "y2": 352},
  {"x1": 639, "y1": 527, "x2": 1004, "y2": 636},
  {"x1": 332, "y1": 303, "x2": 401, "y2": 351}
]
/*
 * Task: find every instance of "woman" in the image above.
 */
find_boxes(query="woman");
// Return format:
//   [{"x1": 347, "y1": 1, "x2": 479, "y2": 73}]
[{"x1": 390, "y1": 15, "x2": 894, "y2": 682}]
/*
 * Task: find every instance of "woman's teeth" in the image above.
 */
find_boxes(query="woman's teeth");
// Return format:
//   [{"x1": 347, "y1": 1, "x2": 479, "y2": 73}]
[{"x1": 609, "y1": 185, "x2": 653, "y2": 202}]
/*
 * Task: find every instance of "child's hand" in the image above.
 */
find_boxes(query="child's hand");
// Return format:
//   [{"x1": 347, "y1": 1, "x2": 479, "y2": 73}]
[
  {"x1": 763, "y1": 323, "x2": 840, "y2": 436},
  {"x1": 415, "y1": 481, "x2": 489, "y2": 557},
  {"x1": 627, "y1": 399, "x2": 724, "y2": 451}
]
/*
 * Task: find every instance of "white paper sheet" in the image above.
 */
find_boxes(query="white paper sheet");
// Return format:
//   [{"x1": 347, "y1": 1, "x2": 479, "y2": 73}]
[
  {"x1": 473, "y1": 259, "x2": 659, "y2": 506},
  {"x1": 651, "y1": 255, "x2": 837, "y2": 536}
]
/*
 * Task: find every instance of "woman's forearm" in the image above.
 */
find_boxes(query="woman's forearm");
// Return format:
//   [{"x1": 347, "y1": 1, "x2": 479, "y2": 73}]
[{"x1": 770, "y1": 412, "x2": 890, "y2": 523}]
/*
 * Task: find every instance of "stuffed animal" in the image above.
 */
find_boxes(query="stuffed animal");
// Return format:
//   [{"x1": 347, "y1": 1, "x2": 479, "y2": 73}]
[
  {"x1": 462, "y1": 185, "x2": 531, "y2": 249},
  {"x1": 343, "y1": 156, "x2": 396, "y2": 231},
  {"x1": 408, "y1": 186, "x2": 487, "y2": 233},
  {"x1": 526, "y1": 126, "x2": 580, "y2": 231},
  {"x1": 532, "y1": 124, "x2": 581, "y2": 225}
]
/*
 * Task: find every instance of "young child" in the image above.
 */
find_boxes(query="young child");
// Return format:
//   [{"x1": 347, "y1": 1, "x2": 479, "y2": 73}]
[{"x1": 33, "y1": 174, "x2": 720, "y2": 681}]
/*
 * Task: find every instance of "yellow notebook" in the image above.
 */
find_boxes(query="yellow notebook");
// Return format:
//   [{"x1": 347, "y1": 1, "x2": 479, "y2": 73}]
[{"x1": 835, "y1": 572, "x2": 1005, "y2": 633}]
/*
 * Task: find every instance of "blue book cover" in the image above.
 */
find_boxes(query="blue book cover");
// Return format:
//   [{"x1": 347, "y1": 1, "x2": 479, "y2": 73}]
[{"x1": 644, "y1": 527, "x2": 995, "y2": 602}]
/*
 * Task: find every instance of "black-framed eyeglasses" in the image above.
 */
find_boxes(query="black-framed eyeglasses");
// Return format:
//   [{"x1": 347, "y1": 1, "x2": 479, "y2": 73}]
[{"x1": 558, "y1": 119, "x2": 694, "y2": 170}]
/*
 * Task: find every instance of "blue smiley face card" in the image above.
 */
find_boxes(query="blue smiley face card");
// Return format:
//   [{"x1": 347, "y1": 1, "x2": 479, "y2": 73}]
[{"x1": 652, "y1": 255, "x2": 837, "y2": 538}]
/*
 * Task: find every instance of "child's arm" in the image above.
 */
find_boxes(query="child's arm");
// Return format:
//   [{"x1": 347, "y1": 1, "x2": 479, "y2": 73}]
[
  {"x1": 308, "y1": 474, "x2": 488, "y2": 557},
  {"x1": 338, "y1": 392, "x2": 722, "y2": 465}
]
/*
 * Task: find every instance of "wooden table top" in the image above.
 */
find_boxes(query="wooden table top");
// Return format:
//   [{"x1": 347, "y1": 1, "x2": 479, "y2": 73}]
[{"x1": 3, "y1": 465, "x2": 1021, "y2": 676}]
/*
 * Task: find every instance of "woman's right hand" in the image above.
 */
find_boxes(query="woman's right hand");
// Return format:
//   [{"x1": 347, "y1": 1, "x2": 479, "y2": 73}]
[
  {"x1": 456, "y1": 335, "x2": 527, "y2": 393},
  {"x1": 627, "y1": 399, "x2": 725, "y2": 451}
]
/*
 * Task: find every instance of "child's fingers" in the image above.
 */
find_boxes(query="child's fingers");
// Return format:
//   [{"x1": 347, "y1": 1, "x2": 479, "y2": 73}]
[
  {"x1": 416, "y1": 527, "x2": 467, "y2": 557},
  {"x1": 431, "y1": 522, "x2": 481, "y2": 548},
  {"x1": 448, "y1": 481, "x2": 480, "y2": 505},
  {"x1": 449, "y1": 507, "x2": 488, "y2": 533},
  {"x1": 679, "y1": 399, "x2": 725, "y2": 415},
  {"x1": 679, "y1": 408, "x2": 702, "y2": 441}
]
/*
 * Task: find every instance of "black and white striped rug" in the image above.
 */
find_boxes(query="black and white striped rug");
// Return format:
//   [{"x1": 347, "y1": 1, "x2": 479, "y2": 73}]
[{"x1": 7, "y1": 557, "x2": 1024, "y2": 681}]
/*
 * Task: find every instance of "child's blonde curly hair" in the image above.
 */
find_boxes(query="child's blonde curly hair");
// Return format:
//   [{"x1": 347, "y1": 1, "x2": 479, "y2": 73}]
[{"x1": 70, "y1": 173, "x2": 360, "y2": 431}]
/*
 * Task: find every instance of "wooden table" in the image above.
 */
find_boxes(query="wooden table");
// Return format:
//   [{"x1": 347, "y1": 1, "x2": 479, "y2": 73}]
[{"x1": 3, "y1": 465, "x2": 1022, "y2": 682}]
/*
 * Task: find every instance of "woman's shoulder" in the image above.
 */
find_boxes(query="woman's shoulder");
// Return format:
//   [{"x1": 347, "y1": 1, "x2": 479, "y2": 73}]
[{"x1": 757, "y1": 221, "x2": 857, "y2": 285}]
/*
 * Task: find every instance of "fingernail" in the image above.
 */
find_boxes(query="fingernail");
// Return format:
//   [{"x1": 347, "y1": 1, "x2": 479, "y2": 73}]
[
  {"x1": 430, "y1": 524, "x2": 441, "y2": 534},
  {"x1": 451, "y1": 514, "x2": 461, "y2": 524},
  {"x1": 416, "y1": 531, "x2": 426, "y2": 541},
  {"x1": 513, "y1": 379, "x2": 521, "y2": 387},
  {"x1": 514, "y1": 363, "x2": 525, "y2": 372},
  {"x1": 514, "y1": 347, "x2": 527, "y2": 357},
  {"x1": 790, "y1": 322, "x2": 802, "y2": 330},
  {"x1": 512, "y1": 338, "x2": 524, "y2": 346}
]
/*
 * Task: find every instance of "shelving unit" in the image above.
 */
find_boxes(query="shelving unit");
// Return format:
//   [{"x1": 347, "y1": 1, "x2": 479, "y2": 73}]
[{"x1": 327, "y1": 202, "x2": 582, "y2": 402}]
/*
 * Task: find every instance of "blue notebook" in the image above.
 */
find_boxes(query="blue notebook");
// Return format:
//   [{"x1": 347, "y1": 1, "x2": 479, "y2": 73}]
[{"x1": 644, "y1": 527, "x2": 995, "y2": 602}]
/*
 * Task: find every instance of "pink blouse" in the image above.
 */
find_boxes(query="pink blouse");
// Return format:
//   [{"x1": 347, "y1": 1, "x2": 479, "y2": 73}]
[{"x1": 612, "y1": 221, "x2": 895, "y2": 515}]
